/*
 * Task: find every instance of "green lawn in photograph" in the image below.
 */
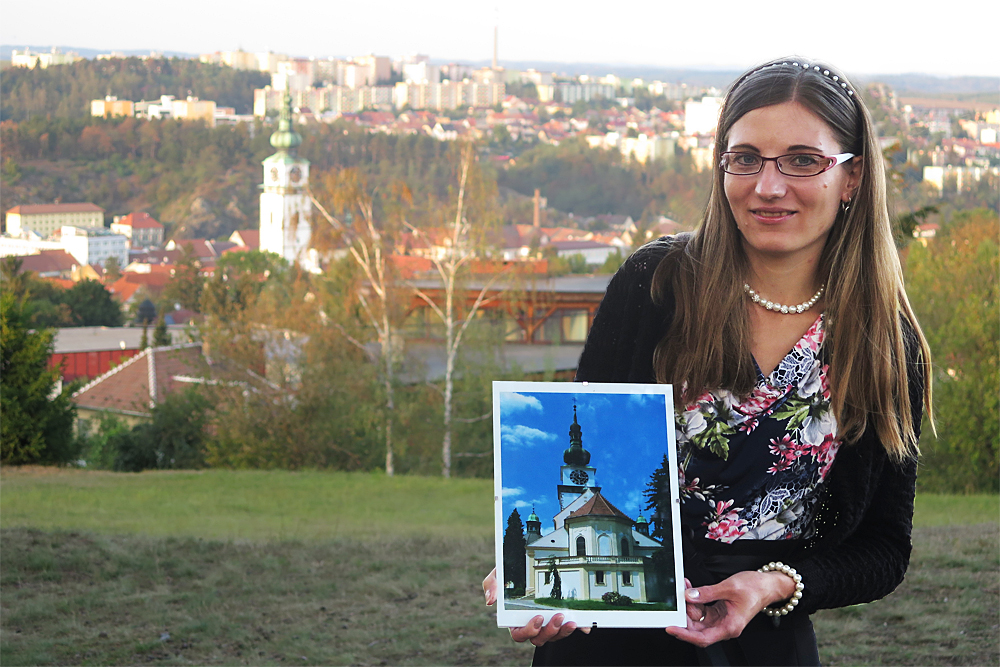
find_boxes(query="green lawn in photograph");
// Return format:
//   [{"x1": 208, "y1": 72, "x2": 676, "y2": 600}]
[{"x1": 1, "y1": 467, "x2": 997, "y2": 666}]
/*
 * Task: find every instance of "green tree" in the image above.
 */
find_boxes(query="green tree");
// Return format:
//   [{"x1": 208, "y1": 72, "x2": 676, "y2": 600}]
[
  {"x1": 64, "y1": 280, "x2": 124, "y2": 326},
  {"x1": 906, "y1": 209, "x2": 999, "y2": 492},
  {"x1": 0, "y1": 291, "x2": 78, "y2": 464},
  {"x1": 103, "y1": 255, "x2": 123, "y2": 282},
  {"x1": 112, "y1": 388, "x2": 210, "y2": 472},
  {"x1": 549, "y1": 562, "x2": 562, "y2": 600},
  {"x1": 161, "y1": 245, "x2": 204, "y2": 311},
  {"x1": 502, "y1": 509, "x2": 527, "y2": 595},
  {"x1": 153, "y1": 313, "x2": 171, "y2": 346}
]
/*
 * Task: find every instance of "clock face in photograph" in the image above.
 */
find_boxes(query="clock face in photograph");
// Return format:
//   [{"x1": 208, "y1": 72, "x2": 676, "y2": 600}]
[
  {"x1": 289, "y1": 166, "x2": 301, "y2": 183},
  {"x1": 270, "y1": 167, "x2": 279, "y2": 182},
  {"x1": 570, "y1": 469, "x2": 589, "y2": 485}
]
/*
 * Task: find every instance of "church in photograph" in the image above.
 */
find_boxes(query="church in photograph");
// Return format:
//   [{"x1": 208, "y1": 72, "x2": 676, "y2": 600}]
[{"x1": 523, "y1": 405, "x2": 666, "y2": 602}]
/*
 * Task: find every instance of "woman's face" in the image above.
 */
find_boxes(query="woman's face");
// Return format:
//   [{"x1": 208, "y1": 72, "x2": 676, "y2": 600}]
[{"x1": 723, "y1": 101, "x2": 861, "y2": 267}]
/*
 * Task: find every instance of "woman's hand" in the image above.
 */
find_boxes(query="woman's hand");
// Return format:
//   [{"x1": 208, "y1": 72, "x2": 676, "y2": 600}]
[
  {"x1": 482, "y1": 567, "x2": 588, "y2": 645},
  {"x1": 666, "y1": 571, "x2": 796, "y2": 647}
]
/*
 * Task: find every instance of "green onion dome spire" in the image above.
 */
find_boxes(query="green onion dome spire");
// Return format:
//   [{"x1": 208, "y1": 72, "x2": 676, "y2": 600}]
[
  {"x1": 563, "y1": 403, "x2": 591, "y2": 466},
  {"x1": 269, "y1": 93, "x2": 302, "y2": 152}
]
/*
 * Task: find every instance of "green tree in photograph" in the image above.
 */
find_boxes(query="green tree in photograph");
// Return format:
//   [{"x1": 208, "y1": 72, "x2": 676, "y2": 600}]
[
  {"x1": 550, "y1": 562, "x2": 562, "y2": 600},
  {"x1": 906, "y1": 208, "x2": 999, "y2": 492},
  {"x1": 0, "y1": 292, "x2": 78, "y2": 464},
  {"x1": 503, "y1": 509, "x2": 527, "y2": 595}
]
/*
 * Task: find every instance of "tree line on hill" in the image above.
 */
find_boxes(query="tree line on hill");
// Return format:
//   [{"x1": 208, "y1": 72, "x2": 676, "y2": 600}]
[
  {"x1": 0, "y1": 57, "x2": 269, "y2": 121},
  {"x1": 1, "y1": 112, "x2": 715, "y2": 243}
]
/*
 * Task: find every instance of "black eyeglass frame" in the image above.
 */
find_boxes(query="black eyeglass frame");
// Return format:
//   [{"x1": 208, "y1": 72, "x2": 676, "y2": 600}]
[{"x1": 720, "y1": 152, "x2": 855, "y2": 177}]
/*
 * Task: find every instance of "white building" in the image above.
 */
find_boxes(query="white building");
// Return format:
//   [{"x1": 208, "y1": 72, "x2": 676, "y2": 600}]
[
  {"x1": 684, "y1": 96, "x2": 724, "y2": 135},
  {"x1": 519, "y1": 406, "x2": 667, "y2": 603},
  {"x1": 5, "y1": 203, "x2": 105, "y2": 238},
  {"x1": 259, "y1": 95, "x2": 317, "y2": 272},
  {"x1": 60, "y1": 226, "x2": 129, "y2": 268},
  {"x1": 135, "y1": 95, "x2": 176, "y2": 120},
  {"x1": 10, "y1": 47, "x2": 81, "y2": 69}
]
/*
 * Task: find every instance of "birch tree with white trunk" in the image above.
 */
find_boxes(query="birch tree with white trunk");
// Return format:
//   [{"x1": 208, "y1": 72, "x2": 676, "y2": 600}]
[
  {"x1": 407, "y1": 142, "x2": 507, "y2": 478},
  {"x1": 310, "y1": 170, "x2": 408, "y2": 476}
]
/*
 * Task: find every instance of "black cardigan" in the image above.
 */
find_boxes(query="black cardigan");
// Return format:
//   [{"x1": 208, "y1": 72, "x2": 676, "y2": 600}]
[{"x1": 574, "y1": 237, "x2": 924, "y2": 616}]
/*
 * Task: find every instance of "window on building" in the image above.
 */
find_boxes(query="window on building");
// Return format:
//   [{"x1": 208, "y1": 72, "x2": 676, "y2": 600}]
[
  {"x1": 621, "y1": 537, "x2": 630, "y2": 557},
  {"x1": 622, "y1": 570, "x2": 632, "y2": 586},
  {"x1": 595, "y1": 570, "x2": 605, "y2": 585},
  {"x1": 576, "y1": 535, "x2": 586, "y2": 557},
  {"x1": 544, "y1": 571, "x2": 551, "y2": 585}
]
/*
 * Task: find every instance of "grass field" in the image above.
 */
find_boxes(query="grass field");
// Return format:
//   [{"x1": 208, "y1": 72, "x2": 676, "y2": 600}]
[{"x1": 1, "y1": 467, "x2": 997, "y2": 666}]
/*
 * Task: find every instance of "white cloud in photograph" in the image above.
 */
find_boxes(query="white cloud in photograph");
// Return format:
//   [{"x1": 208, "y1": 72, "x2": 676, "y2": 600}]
[
  {"x1": 501, "y1": 424, "x2": 556, "y2": 448},
  {"x1": 499, "y1": 392, "x2": 543, "y2": 417}
]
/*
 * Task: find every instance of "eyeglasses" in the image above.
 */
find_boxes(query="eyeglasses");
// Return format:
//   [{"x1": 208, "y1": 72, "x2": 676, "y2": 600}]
[{"x1": 720, "y1": 152, "x2": 855, "y2": 177}]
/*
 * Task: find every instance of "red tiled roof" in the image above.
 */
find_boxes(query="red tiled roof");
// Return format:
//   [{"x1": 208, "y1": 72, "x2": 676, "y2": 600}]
[
  {"x1": 116, "y1": 211, "x2": 163, "y2": 229},
  {"x1": 42, "y1": 277, "x2": 76, "y2": 289},
  {"x1": 229, "y1": 229, "x2": 259, "y2": 248},
  {"x1": 6, "y1": 203, "x2": 105, "y2": 215},
  {"x1": 72, "y1": 343, "x2": 206, "y2": 417},
  {"x1": 17, "y1": 249, "x2": 78, "y2": 275},
  {"x1": 72, "y1": 342, "x2": 279, "y2": 417},
  {"x1": 568, "y1": 490, "x2": 632, "y2": 521}
]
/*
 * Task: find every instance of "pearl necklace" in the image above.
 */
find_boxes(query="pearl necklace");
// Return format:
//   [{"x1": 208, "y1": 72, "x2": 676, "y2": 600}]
[{"x1": 743, "y1": 283, "x2": 825, "y2": 314}]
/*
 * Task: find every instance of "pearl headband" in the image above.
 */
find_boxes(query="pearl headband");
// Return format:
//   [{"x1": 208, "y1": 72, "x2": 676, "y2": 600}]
[{"x1": 735, "y1": 60, "x2": 856, "y2": 99}]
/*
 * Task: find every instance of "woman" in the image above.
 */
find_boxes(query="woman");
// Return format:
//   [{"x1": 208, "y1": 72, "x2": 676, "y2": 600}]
[{"x1": 483, "y1": 57, "x2": 932, "y2": 666}]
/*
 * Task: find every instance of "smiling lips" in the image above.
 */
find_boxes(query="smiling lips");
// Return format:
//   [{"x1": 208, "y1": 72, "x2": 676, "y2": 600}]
[{"x1": 752, "y1": 208, "x2": 797, "y2": 222}]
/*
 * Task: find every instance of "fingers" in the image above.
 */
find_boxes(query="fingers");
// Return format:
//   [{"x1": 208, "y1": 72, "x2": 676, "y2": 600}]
[
  {"x1": 509, "y1": 614, "x2": 579, "y2": 646},
  {"x1": 666, "y1": 623, "x2": 732, "y2": 648},
  {"x1": 509, "y1": 615, "x2": 544, "y2": 643},
  {"x1": 483, "y1": 568, "x2": 497, "y2": 606}
]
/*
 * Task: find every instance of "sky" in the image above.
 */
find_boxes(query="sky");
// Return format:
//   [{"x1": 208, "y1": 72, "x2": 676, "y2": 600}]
[
  {"x1": 498, "y1": 390, "x2": 673, "y2": 538},
  {"x1": 3, "y1": 0, "x2": 999, "y2": 79}
]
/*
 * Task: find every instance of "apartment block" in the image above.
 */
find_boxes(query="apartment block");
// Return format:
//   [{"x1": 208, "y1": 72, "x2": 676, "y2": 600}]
[
  {"x1": 5, "y1": 203, "x2": 105, "y2": 238},
  {"x1": 10, "y1": 47, "x2": 81, "y2": 68},
  {"x1": 60, "y1": 225, "x2": 129, "y2": 268},
  {"x1": 91, "y1": 96, "x2": 135, "y2": 118}
]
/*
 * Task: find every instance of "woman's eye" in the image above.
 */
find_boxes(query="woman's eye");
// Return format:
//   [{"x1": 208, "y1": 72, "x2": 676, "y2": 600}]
[
  {"x1": 788, "y1": 154, "x2": 821, "y2": 167},
  {"x1": 734, "y1": 154, "x2": 759, "y2": 165}
]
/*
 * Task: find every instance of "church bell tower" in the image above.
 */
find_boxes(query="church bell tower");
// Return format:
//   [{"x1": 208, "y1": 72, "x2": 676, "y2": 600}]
[
  {"x1": 259, "y1": 94, "x2": 317, "y2": 272},
  {"x1": 557, "y1": 404, "x2": 598, "y2": 509}
]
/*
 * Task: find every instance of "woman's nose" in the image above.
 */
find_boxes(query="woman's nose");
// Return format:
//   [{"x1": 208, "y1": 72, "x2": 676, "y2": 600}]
[{"x1": 755, "y1": 161, "x2": 787, "y2": 198}]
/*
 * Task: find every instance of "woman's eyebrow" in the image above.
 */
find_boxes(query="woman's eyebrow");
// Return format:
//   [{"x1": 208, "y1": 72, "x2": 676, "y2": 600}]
[{"x1": 727, "y1": 143, "x2": 824, "y2": 153}]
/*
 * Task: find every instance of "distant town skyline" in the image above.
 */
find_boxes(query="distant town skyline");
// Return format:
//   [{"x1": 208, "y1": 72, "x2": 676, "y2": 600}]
[{"x1": 3, "y1": 0, "x2": 998, "y2": 79}]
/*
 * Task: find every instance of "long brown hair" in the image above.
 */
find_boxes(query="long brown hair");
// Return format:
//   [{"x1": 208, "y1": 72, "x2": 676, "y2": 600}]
[{"x1": 652, "y1": 58, "x2": 932, "y2": 460}]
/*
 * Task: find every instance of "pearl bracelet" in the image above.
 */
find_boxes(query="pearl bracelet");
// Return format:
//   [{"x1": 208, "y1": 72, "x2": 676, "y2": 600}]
[{"x1": 758, "y1": 561, "x2": 804, "y2": 616}]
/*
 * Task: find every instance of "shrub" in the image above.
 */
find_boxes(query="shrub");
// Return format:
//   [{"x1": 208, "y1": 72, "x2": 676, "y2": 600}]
[{"x1": 601, "y1": 591, "x2": 633, "y2": 606}]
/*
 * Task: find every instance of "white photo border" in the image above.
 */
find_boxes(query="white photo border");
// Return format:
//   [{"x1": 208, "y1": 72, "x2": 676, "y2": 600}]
[{"x1": 493, "y1": 380, "x2": 686, "y2": 629}]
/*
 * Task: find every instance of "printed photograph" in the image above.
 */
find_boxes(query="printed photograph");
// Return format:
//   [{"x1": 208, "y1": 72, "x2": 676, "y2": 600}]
[{"x1": 493, "y1": 382, "x2": 686, "y2": 629}]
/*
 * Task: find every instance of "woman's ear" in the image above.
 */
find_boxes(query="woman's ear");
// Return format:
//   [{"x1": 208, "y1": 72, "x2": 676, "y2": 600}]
[{"x1": 842, "y1": 158, "x2": 863, "y2": 201}]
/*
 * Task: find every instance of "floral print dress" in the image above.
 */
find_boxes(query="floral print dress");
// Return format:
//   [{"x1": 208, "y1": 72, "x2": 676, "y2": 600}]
[{"x1": 676, "y1": 315, "x2": 841, "y2": 543}]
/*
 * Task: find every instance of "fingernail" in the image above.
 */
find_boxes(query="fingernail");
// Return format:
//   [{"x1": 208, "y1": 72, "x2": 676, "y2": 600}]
[
  {"x1": 687, "y1": 589, "x2": 700, "y2": 600},
  {"x1": 533, "y1": 617, "x2": 543, "y2": 628},
  {"x1": 553, "y1": 614, "x2": 564, "y2": 625}
]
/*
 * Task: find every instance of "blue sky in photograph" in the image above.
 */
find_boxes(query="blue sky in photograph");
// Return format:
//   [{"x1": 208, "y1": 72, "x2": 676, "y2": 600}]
[{"x1": 499, "y1": 390, "x2": 671, "y2": 535}]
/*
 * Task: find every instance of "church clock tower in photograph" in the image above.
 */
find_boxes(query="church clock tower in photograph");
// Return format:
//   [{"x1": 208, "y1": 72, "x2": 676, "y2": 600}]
[
  {"x1": 259, "y1": 94, "x2": 316, "y2": 271},
  {"x1": 557, "y1": 404, "x2": 599, "y2": 509}
]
